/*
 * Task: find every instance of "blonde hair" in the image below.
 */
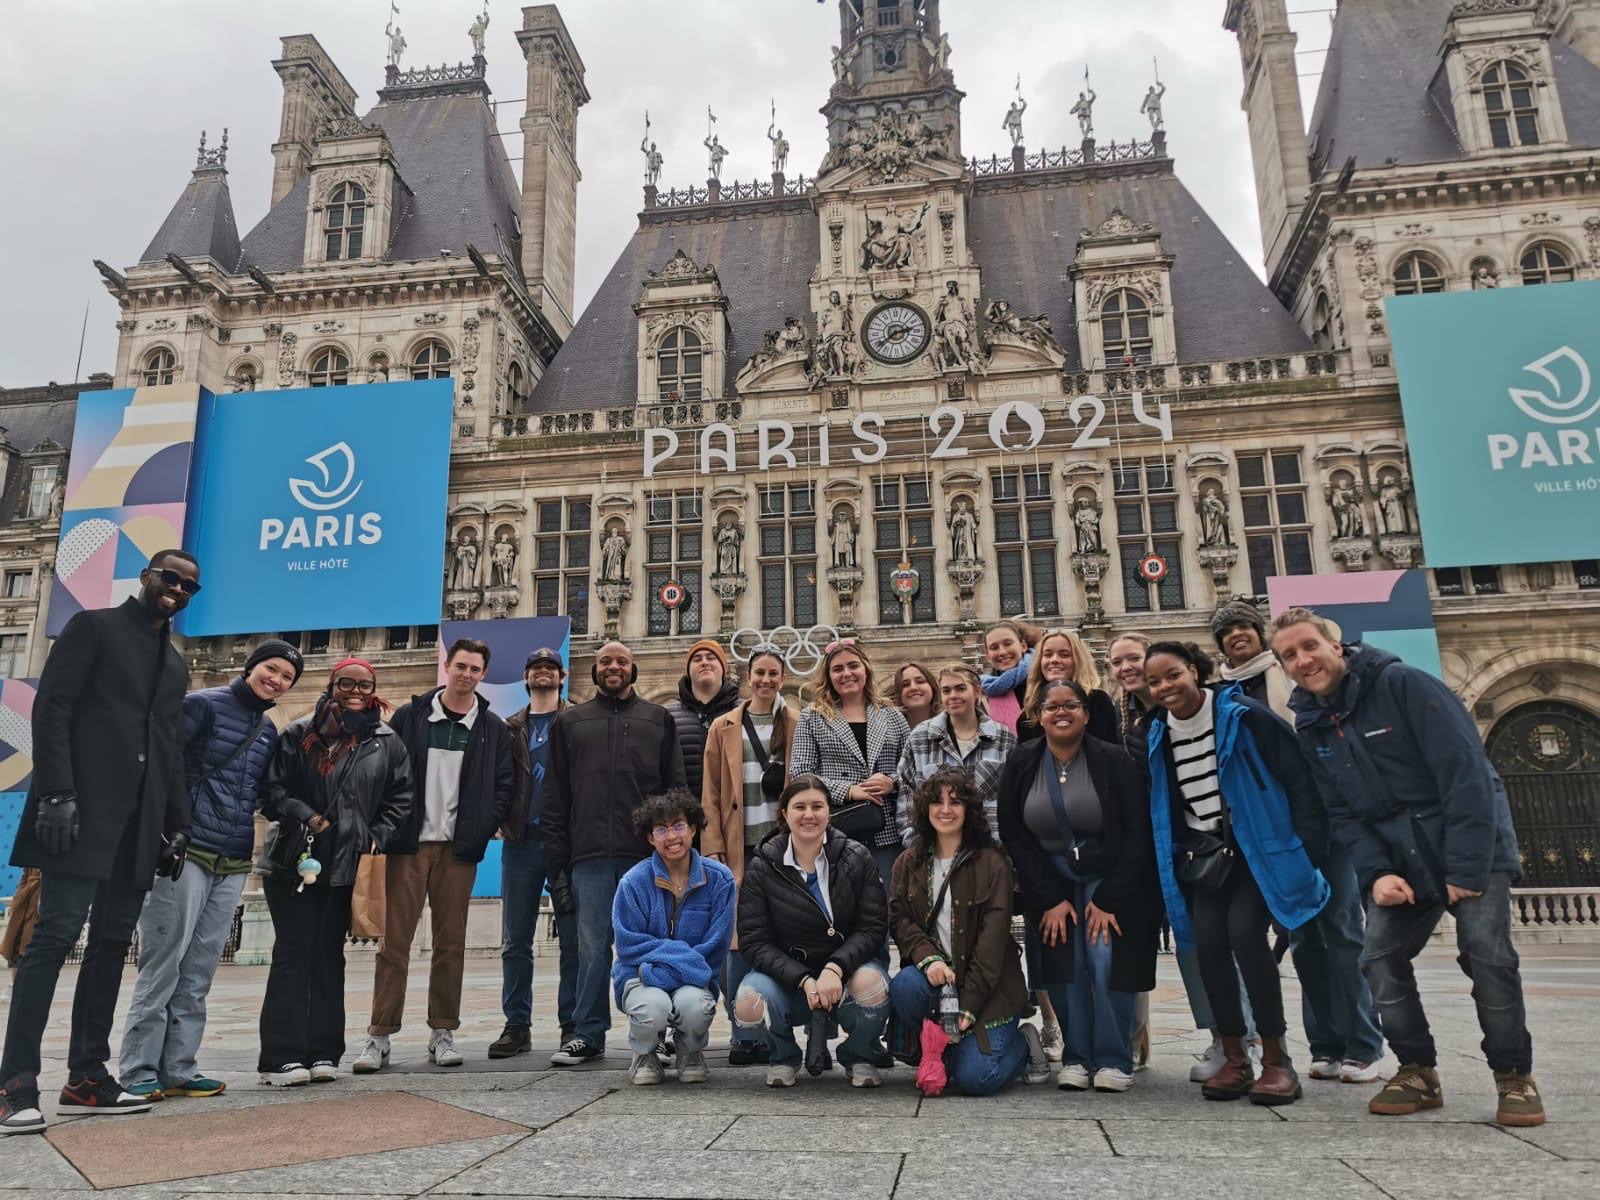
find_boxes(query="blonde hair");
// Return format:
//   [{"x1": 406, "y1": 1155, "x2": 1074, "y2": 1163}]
[
  {"x1": 1108, "y1": 632, "x2": 1153, "y2": 736},
  {"x1": 893, "y1": 661, "x2": 943, "y2": 720},
  {"x1": 937, "y1": 662, "x2": 990, "y2": 720},
  {"x1": 1267, "y1": 606, "x2": 1342, "y2": 646},
  {"x1": 1023, "y1": 629, "x2": 1103, "y2": 718},
  {"x1": 809, "y1": 640, "x2": 885, "y2": 719}
]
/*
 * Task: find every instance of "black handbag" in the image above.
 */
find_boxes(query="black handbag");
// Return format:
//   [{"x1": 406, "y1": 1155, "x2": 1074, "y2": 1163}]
[
  {"x1": 741, "y1": 707, "x2": 786, "y2": 800},
  {"x1": 1177, "y1": 801, "x2": 1235, "y2": 891},
  {"x1": 830, "y1": 799, "x2": 885, "y2": 843}
]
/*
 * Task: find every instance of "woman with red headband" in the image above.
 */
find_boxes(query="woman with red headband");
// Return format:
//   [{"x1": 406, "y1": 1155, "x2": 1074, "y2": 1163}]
[{"x1": 255, "y1": 658, "x2": 412, "y2": 1087}]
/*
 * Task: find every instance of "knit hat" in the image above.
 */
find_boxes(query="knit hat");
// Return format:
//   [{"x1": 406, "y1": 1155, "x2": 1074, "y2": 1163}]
[
  {"x1": 245, "y1": 638, "x2": 304, "y2": 683},
  {"x1": 329, "y1": 656, "x2": 377, "y2": 684},
  {"x1": 684, "y1": 638, "x2": 728, "y2": 673},
  {"x1": 1210, "y1": 600, "x2": 1267, "y2": 650}
]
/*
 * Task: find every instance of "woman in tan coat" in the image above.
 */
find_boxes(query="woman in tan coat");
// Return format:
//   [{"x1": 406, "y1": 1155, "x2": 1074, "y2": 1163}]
[{"x1": 702, "y1": 645, "x2": 797, "y2": 1064}]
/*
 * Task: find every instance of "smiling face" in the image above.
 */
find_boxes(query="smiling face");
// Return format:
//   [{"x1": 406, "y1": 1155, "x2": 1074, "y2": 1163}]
[
  {"x1": 748, "y1": 653, "x2": 784, "y2": 705},
  {"x1": 939, "y1": 672, "x2": 975, "y2": 719},
  {"x1": 595, "y1": 642, "x2": 634, "y2": 696},
  {"x1": 1271, "y1": 621, "x2": 1348, "y2": 698},
  {"x1": 1039, "y1": 634, "x2": 1077, "y2": 682},
  {"x1": 1039, "y1": 681, "x2": 1089, "y2": 746},
  {"x1": 1219, "y1": 622, "x2": 1265, "y2": 668},
  {"x1": 246, "y1": 657, "x2": 297, "y2": 703},
  {"x1": 525, "y1": 662, "x2": 562, "y2": 695},
  {"x1": 649, "y1": 810, "x2": 694, "y2": 865},
  {"x1": 984, "y1": 625, "x2": 1024, "y2": 671},
  {"x1": 1145, "y1": 652, "x2": 1203, "y2": 720},
  {"x1": 928, "y1": 785, "x2": 967, "y2": 839},
  {"x1": 331, "y1": 662, "x2": 377, "y2": 711},
  {"x1": 828, "y1": 650, "x2": 867, "y2": 701},
  {"x1": 139, "y1": 554, "x2": 200, "y2": 619},
  {"x1": 1108, "y1": 638, "x2": 1148, "y2": 697},
  {"x1": 782, "y1": 787, "x2": 831, "y2": 842},
  {"x1": 896, "y1": 666, "x2": 934, "y2": 713}
]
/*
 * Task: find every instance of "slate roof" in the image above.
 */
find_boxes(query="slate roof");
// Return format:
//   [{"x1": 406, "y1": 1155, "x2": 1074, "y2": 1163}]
[
  {"x1": 139, "y1": 166, "x2": 242, "y2": 268},
  {"x1": 1306, "y1": 0, "x2": 1600, "y2": 174},
  {"x1": 0, "y1": 380, "x2": 105, "y2": 523},
  {"x1": 235, "y1": 91, "x2": 523, "y2": 278},
  {"x1": 528, "y1": 164, "x2": 1308, "y2": 414}
]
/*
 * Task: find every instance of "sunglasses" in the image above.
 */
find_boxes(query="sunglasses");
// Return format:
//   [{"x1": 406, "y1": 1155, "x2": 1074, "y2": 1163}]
[
  {"x1": 150, "y1": 567, "x2": 202, "y2": 595},
  {"x1": 333, "y1": 677, "x2": 377, "y2": 694}
]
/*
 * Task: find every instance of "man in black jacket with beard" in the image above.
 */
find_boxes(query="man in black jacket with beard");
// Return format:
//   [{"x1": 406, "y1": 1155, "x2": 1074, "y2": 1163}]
[
  {"x1": 1, "y1": 550, "x2": 199, "y2": 1134},
  {"x1": 664, "y1": 638, "x2": 740, "y2": 801},
  {"x1": 543, "y1": 641, "x2": 684, "y2": 1065}
]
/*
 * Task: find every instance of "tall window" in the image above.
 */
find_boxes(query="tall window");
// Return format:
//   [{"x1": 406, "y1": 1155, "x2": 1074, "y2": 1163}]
[
  {"x1": 1239, "y1": 450, "x2": 1313, "y2": 596},
  {"x1": 646, "y1": 490, "x2": 702, "y2": 636},
  {"x1": 874, "y1": 475, "x2": 936, "y2": 625},
  {"x1": 507, "y1": 361, "x2": 531, "y2": 411},
  {"x1": 2, "y1": 570, "x2": 32, "y2": 599},
  {"x1": 1483, "y1": 62, "x2": 1540, "y2": 149},
  {"x1": 758, "y1": 484, "x2": 818, "y2": 629},
  {"x1": 991, "y1": 467, "x2": 1060, "y2": 618},
  {"x1": 1520, "y1": 242, "x2": 1575, "y2": 286},
  {"x1": 657, "y1": 329, "x2": 703, "y2": 402},
  {"x1": 23, "y1": 465, "x2": 57, "y2": 520},
  {"x1": 308, "y1": 348, "x2": 350, "y2": 387},
  {"x1": 0, "y1": 633, "x2": 27, "y2": 677},
  {"x1": 1311, "y1": 292, "x2": 1333, "y2": 349},
  {"x1": 142, "y1": 347, "x2": 176, "y2": 386},
  {"x1": 412, "y1": 341, "x2": 452, "y2": 380},
  {"x1": 1434, "y1": 566, "x2": 1502, "y2": 597},
  {"x1": 1393, "y1": 253, "x2": 1445, "y2": 295},
  {"x1": 533, "y1": 499, "x2": 591, "y2": 635},
  {"x1": 324, "y1": 182, "x2": 367, "y2": 260},
  {"x1": 1114, "y1": 457, "x2": 1185, "y2": 613},
  {"x1": 1100, "y1": 290, "x2": 1153, "y2": 365}
]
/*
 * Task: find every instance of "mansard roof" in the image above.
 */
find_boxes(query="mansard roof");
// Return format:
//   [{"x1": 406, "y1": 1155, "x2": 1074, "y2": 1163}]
[
  {"x1": 527, "y1": 162, "x2": 1307, "y2": 415},
  {"x1": 1307, "y1": 0, "x2": 1600, "y2": 176},
  {"x1": 139, "y1": 163, "x2": 241, "y2": 269},
  {"x1": 0, "y1": 378, "x2": 109, "y2": 522}
]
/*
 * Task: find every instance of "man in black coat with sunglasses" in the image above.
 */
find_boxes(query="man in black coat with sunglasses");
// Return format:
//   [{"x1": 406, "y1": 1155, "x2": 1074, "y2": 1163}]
[{"x1": 1, "y1": 550, "x2": 199, "y2": 1134}]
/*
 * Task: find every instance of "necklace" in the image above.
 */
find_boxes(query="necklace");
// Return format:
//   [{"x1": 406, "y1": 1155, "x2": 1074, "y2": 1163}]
[{"x1": 1050, "y1": 750, "x2": 1079, "y2": 784}]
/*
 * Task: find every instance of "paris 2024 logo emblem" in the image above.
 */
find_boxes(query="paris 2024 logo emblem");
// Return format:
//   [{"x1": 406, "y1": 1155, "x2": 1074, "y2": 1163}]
[
  {"x1": 259, "y1": 441, "x2": 383, "y2": 552},
  {"x1": 1488, "y1": 346, "x2": 1600, "y2": 487}
]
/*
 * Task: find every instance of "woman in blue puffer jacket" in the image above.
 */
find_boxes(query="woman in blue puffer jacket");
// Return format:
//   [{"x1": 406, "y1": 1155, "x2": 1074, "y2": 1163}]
[
  {"x1": 1144, "y1": 641, "x2": 1328, "y2": 1108},
  {"x1": 117, "y1": 639, "x2": 303, "y2": 1100}
]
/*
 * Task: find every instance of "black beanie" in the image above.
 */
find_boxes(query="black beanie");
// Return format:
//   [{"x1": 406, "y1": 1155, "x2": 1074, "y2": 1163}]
[
  {"x1": 245, "y1": 638, "x2": 305, "y2": 683},
  {"x1": 1209, "y1": 600, "x2": 1266, "y2": 650}
]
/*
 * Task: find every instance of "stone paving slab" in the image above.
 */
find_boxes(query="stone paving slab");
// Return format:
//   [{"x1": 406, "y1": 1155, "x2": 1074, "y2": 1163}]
[
  {"x1": 580, "y1": 1071, "x2": 923, "y2": 1116},
  {"x1": 1099, "y1": 1117, "x2": 1558, "y2": 1159},
  {"x1": 415, "y1": 1078, "x2": 617, "y2": 1127},
  {"x1": 174, "y1": 1135, "x2": 525, "y2": 1195},
  {"x1": 893, "y1": 1155, "x2": 1389, "y2": 1200},
  {"x1": 1351, "y1": 1159, "x2": 1600, "y2": 1200},
  {"x1": 716, "y1": 1114, "x2": 1112, "y2": 1156}
]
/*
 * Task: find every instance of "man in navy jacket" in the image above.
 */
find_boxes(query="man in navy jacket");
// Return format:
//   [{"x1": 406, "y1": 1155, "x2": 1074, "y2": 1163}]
[{"x1": 1271, "y1": 607, "x2": 1543, "y2": 1129}]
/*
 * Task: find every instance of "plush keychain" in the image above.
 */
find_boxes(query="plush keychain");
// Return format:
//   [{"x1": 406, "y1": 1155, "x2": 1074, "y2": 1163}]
[{"x1": 296, "y1": 828, "x2": 322, "y2": 893}]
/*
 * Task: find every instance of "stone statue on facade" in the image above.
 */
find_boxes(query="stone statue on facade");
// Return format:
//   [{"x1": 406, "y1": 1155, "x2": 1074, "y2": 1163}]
[
  {"x1": 831, "y1": 45, "x2": 848, "y2": 82},
  {"x1": 830, "y1": 508, "x2": 858, "y2": 568},
  {"x1": 922, "y1": 30, "x2": 952, "y2": 71},
  {"x1": 1141, "y1": 82, "x2": 1167, "y2": 133},
  {"x1": 862, "y1": 201, "x2": 930, "y2": 271},
  {"x1": 600, "y1": 527, "x2": 630, "y2": 582},
  {"x1": 450, "y1": 532, "x2": 479, "y2": 590},
  {"x1": 1071, "y1": 87, "x2": 1097, "y2": 140},
  {"x1": 1376, "y1": 473, "x2": 1412, "y2": 535},
  {"x1": 767, "y1": 103, "x2": 789, "y2": 174},
  {"x1": 1003, "y1": 96, "x2": 1027, "y2": 148},
  {"x1": 1473, "y1": 265, "x2": 1499, "y2": 289},
  {"x1": 1329, "y1": 482, "x2": 1366, "y2": 540},
  {"x1": 704, "y1": 131, "x2": 727, "y2": 182},
  {"x1": 387, "y1": 24, "x2": 407, "y2": 68},
  {"x1": 1073, "y1": 497, "x2": 1104, "y2": 553},
  {"x1": 1198, "y1": 485, "x2": 1233, "y2": 547},
  {"x1": 985, "y1": 299, "x2": 1063, "y2": 355},
  {"x1": 491, "y1": 531, "x2": 517, "y2": 587},
  {"x1": 933, "y1": 281, "x2": 979, "y2": 372},
  {"x1": 949, "y1": 498, "x2": 979, "y2": 563},
  {"x1": 813, "y1": 290, "x2": 858, "y2": 380},
  {"x1": 715, "y1": 520, "x2": 742, "y2": 577},
  {"x1": 468, "y1": 8, "x2": 489, "y2": 58}
]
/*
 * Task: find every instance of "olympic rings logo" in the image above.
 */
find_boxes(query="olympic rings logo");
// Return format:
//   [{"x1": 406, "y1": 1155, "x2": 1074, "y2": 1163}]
[{"x1": 728, "y1": 624, "x2": 839, "y2": 677}]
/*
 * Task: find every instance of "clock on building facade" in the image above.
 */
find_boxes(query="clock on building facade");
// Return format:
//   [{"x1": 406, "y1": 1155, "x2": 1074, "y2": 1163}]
[{"x1": 862, "y1": 302, "x2": 931, "y2": 365}]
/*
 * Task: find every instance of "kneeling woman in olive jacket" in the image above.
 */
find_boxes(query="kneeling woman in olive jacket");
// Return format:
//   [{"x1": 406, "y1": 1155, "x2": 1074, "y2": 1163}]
[{"x1": 889, "y1": 767, "x2": 1050, "y2": 1096}]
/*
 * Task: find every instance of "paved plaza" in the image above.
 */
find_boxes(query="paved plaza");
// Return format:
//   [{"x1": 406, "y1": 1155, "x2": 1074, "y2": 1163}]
[{"x1": 2, "y1": 944, "x2": 1596, "y2": 1199}]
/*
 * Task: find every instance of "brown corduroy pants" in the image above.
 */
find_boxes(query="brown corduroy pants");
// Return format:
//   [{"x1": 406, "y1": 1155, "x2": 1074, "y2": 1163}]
[{"x1": 368, "y1": 843, "x2": 476, "y2": 1034}]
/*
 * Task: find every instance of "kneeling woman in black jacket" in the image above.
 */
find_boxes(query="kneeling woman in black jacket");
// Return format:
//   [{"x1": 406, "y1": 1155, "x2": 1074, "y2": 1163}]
[
  {"x1": 735, "y1": 775, "x2": 891, "y2": 1089},
  {"x1": 256, "y1": 658, "x2": 412, "y2": 1087}
]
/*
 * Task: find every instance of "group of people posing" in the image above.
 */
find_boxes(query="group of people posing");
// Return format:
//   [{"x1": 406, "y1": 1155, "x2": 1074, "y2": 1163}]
[{"x1": 0, "y1": 549, "x2": 1544, "y2": 1135}]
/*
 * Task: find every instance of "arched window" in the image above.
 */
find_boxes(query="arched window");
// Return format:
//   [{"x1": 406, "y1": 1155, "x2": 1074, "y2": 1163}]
[
  {"x1": 507, "y1": 361, "x2": 531, "y2": 411},
  {"x1": 141, "y1": 347, "x2": 177, "y2": 386},
  {"x1": 1100, "y1": 290, "x2": 1153, "y2": 365},
  {"x1": 1311, "y1": 292, "x2": 1333, "y2": 350},
  {"x1": 308, "y1": 347, "x2": 350, "y2": 387},
  {"x1": 412, "y1": 340, "x2": 452, "y2": 380},
  {"x1": 1520, "y1": 242, "x2": 1575, "y2": 286},
  {"x1": 1393, "y1": 252, "x2": 1445, "y2": 295},
  {"x1": 324, "y1": 182, "x2": 367, "y2": 261},
  {"x1": 657, "y1": 328, "x2": 703, "y2": 401},
  {"x1": 1483, "y1": 61, "x2": 1540, "y2": 149}
]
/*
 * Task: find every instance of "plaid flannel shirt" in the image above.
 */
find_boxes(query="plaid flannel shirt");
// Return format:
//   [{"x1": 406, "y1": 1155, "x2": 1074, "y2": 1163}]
[{"x1": 895, "y1": 714, "x2": 1017, "y2": 844}]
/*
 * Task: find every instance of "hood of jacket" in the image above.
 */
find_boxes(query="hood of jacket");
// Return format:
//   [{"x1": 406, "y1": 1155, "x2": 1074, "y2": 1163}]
[
  {"x1": 1288, "y1": 642, "x2": 1399, "y2": 730},
  {"x1": 675, "y1": 674, "x2": 742, "y2": 719}
]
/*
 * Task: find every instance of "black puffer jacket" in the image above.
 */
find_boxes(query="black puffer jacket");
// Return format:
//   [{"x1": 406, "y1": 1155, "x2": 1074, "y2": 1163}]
[
  {"x1": 736, "y1": 826, "x2": 887, "y2": 991},
  {"x1": 665, "y1": 676, "x2": 741, "y2": 800},
  {"x1": 258, "y1": 717, "x2": 413, "y2": 889},
  {"x1": 385, "y1": 688, "x2": 513, "y2": 863}
]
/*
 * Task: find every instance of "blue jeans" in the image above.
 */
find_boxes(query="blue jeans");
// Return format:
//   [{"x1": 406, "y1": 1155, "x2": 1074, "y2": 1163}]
[
  {"x1": 500, "y1": 832, "x2": 577, "y2": 1031},
  {"x1": 1362, "y1": 871, "x2": 1531, "y2": 1073},
  {"x1": 570, "y1": 856, "x2": 637, "y2": 1047},
  {"x1": 871, "y1": 844, "x2": 900, "y2": 966},
  {"x1": 722, "y1": 948, "x2": 760, "y2": 1046},
  {"x1": 1046, "y1": 878, "x2": 1135, "y2": 1073},
  {"x1": 888, "y1": 965, "x2": 1028, "y2": 1096},
  {"x1": 734, "y1": 965, "x2": 889, "y2": 1067},
  {"x1": 1289, "y1": 845, "x2": 1384, "y2": 1063}
]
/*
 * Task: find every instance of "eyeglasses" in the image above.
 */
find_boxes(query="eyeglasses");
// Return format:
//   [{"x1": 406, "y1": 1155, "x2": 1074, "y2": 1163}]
[
  {"x1": 151, "y1": 567, "x2": 202, "y2": 595},
  {"x1": 1041, "y1": 701, "x2": 1085, "y2": 716},
  {"x1": 333, "y1": 677, "x2": 377, "y2": 694},
  {"x1": 651, "y1": 821, "x2": 691, "y2": 840}
]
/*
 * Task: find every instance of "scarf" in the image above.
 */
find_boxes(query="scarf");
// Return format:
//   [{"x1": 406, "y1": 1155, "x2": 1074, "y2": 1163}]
[
  {"x1": 302, "y1": 692, "x2": 384, "y2": 776},
  {"x1": 1219, "y1": 650, "x2": 1295, "y2": 721}
]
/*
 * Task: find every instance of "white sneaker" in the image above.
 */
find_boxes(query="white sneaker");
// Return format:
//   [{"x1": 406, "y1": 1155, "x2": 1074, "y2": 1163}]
[
  {"x1": 1020, "y1": 1024, "x2": 1052, "y2": 1084},
  {"x1": 629, "y1": 1052, "x2": 664, "y2": 1085},
  {"x1": 258, "y1": 1063, "x2": 311, "y2": 1087},
  {"x1": 848, "y1": 1062, "x2": 882, "y2": 1088},
  {"x1": 1189, "y1": 1036, "x2": 1226, "y2": 1082},
  {"x1": 352, "y1": 1035, "x2": 390, "y2": 1074},
  {"x1": 1309, "y1": 1056, "x2": 1341, "y2": 1080},
  {"x1": 1040, "y1": 1020, "x2": 1064, "y2": 1063},
  {"x1": 1056, "y1": 1063, "x2": 1091, "y2": 1091},
  {"x1": 428, "y1": 1029, "x2": 463, "y2": 1068},
  {"x1": 766, "y1": 1062, "x2": 798, "y2": 1088},
  {"x1": 309, "y1": 1061, "x2": 338, "y2": 1083},
  {"x1": 676, "y1": 1050, "x2": 708, "y2": 1084},
  {"x1": 1093, "y1": 1067, "x2": 1134, "y2": 1093},
  {"x1": 1339, "y1": 1059, "x2": 1382, "y2": 1084}
]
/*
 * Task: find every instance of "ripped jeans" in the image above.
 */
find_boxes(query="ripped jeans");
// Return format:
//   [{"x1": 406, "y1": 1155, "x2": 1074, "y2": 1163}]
[
  {"x1": 733, "y1": 964, "x2": 889, "y2": 1068},
  {"x1": 619, "y1": 980, "x2": 717, "y2": 1057}
]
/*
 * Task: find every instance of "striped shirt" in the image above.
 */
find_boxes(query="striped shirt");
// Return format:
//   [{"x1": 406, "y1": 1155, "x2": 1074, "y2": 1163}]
[
  {"x1": 1167, "y1": 690, "x2": 1223, "y2": 834},
  {"x1": 741, "y1": 709, "x2": 780, "y2": 847}
]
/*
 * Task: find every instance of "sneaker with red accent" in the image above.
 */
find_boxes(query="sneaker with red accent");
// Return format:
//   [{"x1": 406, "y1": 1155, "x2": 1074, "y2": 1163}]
[
  {"x1": 0, "y1": 1083, "x2": 46, "y2": 1135},
  {"x1": 57, "y1": 1076, "x2": 153, "y2": 1115}
]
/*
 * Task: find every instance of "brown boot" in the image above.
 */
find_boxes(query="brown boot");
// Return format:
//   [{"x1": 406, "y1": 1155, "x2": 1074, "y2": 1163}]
[
  {"x1": 1201, "y1": 1035, "x2": 1254, "y2": 1101},
  {"x1": 1249, "y1": 1036, "x2": 1302, "y2": 1106}
]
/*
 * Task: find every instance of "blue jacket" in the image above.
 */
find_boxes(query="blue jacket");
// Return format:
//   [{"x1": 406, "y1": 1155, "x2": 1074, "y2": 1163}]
[
  {"x1": 1148, "y1": 684, "x2": 1329, "y2": 951},
  {"x1": 611, "y1": 849, "x2": 736, "y2": 1006},
  {"x1": 182, "y1": 677, "x2": 280, "y2": 858},
  {"x1": 1288, "y1": 643, "x2": 1521, "y2": 900}
]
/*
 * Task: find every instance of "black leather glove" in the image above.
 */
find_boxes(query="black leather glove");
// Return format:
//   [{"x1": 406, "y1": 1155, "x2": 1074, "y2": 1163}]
[
  {"x1": 157, "y1": 832, "x2": 191, "y2": 881},
  {"x1": 548, "y1": 870, "x2": 576, "y2": 917},
  {"x1": 35, "y1": 793, "x2": 79, "y2": 858}
]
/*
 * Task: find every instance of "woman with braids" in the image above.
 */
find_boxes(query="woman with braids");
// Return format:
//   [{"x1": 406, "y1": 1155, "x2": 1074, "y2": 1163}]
[
  {"x1": 1144, "y1": 641, "x2": 1329, "y2": 1106},
  {"x1": 1108, "y1": 633, "x2": 1155, "y2": 767},
  {"x1": 255, "y1": 658, "x2": 412, "y2": 1087}
]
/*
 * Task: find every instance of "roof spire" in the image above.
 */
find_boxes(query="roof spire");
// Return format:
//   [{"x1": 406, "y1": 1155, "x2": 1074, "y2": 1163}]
[{"x1": 195, "y1": 128, "x2": 228, "y2": 170}]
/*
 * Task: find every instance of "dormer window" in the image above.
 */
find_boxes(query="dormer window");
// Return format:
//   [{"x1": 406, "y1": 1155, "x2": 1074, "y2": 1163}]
[
  {"x1": 324, "y1": 182, "x2": 366, "y2": 260},
  {"x1": 412, "y1": 340, "x2": 452, "y2": 380},
  {"x1": 1484, "y1": 62, "x2": 1540, "y2": 149},
  {"x1": 142, "y1": 347, "x2": 177, "y2": 385},
  {"x1": 309, "y1": 347, "x2": 350, "y2": 387},
  {"x1": 1393, "y1": 252, "x2": 1446, "y2": 296},
  {"x1": 1100, "y1": 290, "x2": 1153, "y2": 366},
  {"x1": 658, "y1": 328, "x2": 703, "y2": 401},
  {"x1": 1520, "y1": 242, "x2": 1575, "y2": 286}
]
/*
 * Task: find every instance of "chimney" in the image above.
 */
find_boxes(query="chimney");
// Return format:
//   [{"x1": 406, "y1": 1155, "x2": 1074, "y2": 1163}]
[{"x1": 270, "y1": 35, "x2": 358, "y2": 208}]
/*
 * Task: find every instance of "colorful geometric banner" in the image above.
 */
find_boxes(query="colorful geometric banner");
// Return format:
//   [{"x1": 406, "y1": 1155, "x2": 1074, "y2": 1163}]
[
  {"x1": 0, "y1": 677, "x2": 38, "y2": 794},
  {"x1": 48, "y1": 384, "x2": 202, "y2": 636},
  {"x1": 437, "y1": 616, "x2": 572, "y2": 720},
  {"x1": 1267, "y1": 568, "x2": 1442, "y2": 680}
]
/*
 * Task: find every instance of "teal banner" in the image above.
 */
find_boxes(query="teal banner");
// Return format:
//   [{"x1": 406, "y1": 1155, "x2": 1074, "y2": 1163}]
[{"x1": 1389, "y1": 280, "x2": 1600, "y2": 568}]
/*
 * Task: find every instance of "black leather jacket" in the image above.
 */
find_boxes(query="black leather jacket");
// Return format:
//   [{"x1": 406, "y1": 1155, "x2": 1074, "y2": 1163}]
[{"x1": 258, "y1": 716, "x2": 413, "y2": 888}]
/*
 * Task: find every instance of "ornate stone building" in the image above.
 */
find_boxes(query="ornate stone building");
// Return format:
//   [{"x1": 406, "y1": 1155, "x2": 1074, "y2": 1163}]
[{"x1": 61, "y1": 0, "x2": 1600, "y2": 879}]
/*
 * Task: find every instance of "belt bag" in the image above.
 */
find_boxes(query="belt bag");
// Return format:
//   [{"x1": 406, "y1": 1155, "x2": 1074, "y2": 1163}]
[
  {"x1": 1177, "y1": 801, "x2": 1235, "y2": 891},
  {"x1": 830, "y1": 799, "x2": 885, "y2": 843},
  {"x1": 741, "y1": 707, "x2": 786, "y2": 800}
]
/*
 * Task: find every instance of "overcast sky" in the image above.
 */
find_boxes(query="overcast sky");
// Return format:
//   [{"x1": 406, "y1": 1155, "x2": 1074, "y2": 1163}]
[{"x1": 0, "y1": 1, "x2": 1331, "y2": 387}]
